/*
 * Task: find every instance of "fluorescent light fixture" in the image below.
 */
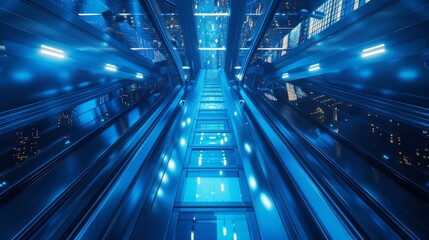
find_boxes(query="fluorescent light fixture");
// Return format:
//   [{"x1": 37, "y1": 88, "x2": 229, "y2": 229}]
[
  {"x1": 182, "y1": 66, "x2": 191, "y2": 69},
  {"x1": 136, "y1": 73, "x2": 143, "y2": 79},
  {"x1": 40, "y1": 45, "x2": 65, "y2": 59},
  {"x1": 362, "y1": 44, "x2": 385, "y2": 58},
  {"x1": 234, "y1": 66, "x2": 241, "y2": 69},
  {"x1": 105, "y1": 64, "x2": 117, "y2": 72},
  {"x1": 199, "y1": 47, "x2": 226, "y2": 51},
  {"x1": 221, "y1": 183, "x2": 224, "y2": 192},
  {"x1": 194, "y1": 13, "x2": 230, "y2": 16},
  {"x1": 282, "y1": 73, "x2": 289, "y2": 79},
  {"x1": 308, "y1": 63, "x2": 320, "y2": 72},
  {"x1": 223, "y1": 226, "x2": 227, "y2": 236}
]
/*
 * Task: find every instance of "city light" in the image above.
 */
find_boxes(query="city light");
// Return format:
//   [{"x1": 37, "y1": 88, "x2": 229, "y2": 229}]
[
  {"x1": 308, "y1": 63, "x2": 320, "y2": 72},
  {"x1": 362, "y1": 44, "x2": 385, "y2": 58},
  {"x1": 40, "y1": 45, "x2": 65, "y2": 59},
  {"x1": 182, "y1": 66, "x2": 190, "y2": 69},
  {"x1": 234, "y1": 66, "x2": 241, "y2": 69},
  {"x1": 105, "y1": 64, "x2": 117, "y2": 72},
  {"x1": 136, "y1": 73, "x2": 143, "y2": 79}
]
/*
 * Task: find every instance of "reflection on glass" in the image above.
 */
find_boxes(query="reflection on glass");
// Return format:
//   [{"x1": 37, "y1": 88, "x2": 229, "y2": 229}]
[
  {"x1": 193, "y1": 0, "x2": 229, "y2": 68},
  {"x1": 200, "y1": 103, "x2": 225, "y2": 110},
  {"x1": 198, "y1": 110, "x2": 227, "y2": 118},
  {"x1": 266, "y1": 80, "x2": 429, "y2": 189},
  {"x1": 0, "y1": 82, "x2": 165, "y2": 193},
  {"x1": 52, "y1": 0, "x2": 169, "y2": 63},
  {"x1": 195, "y1": 120, "x2": 229, "y2": 131},
  {"x1": 176, "y1": 212, "x2": 251, "y2": 240},
  {"x1": 189, "y1": 149, "x2": 236, "y2": 167},
  {"x1": 156, "y1": 0, "x2": 190, "y2": 66},
  {"x1": 182, "y1": 171, "x2": 242, "y2": 202},
  {"x1": 193, "y1": 132, "x2": 232, "y2": 146}
]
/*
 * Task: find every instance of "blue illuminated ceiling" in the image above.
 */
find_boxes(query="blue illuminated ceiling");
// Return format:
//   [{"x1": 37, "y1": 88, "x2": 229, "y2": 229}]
[
  {"x1": 52, "y1": 0, "x2": 170, "y2": 63},
  {"x1": 194, "y1": 0, "x2": 229, "y2": 69}
]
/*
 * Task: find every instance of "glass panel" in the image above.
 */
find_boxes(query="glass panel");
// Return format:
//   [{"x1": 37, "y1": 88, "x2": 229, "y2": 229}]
[
  {"x1": 193, "y1": 132, "x2": 233, "y2": 146},
  {"x1": 272, "y1": 81, "x2": 429, "y2": 189},
  {"x1": 193, "y1": 0, "x2": 229, "y2": 68},
  {"x1": 176, "y1": 212, "x2": 251, "y2": 240},
  {"x1": 200, "y1": 103, "x2": 225, "y2": 110},
  {"x1": 201, "y1": 96, "x2": 224, "y2": 102},
  {"x1": 251, "y1": 0, "x2": 323, "y2": 63},
  {"x1": 52, "y1": 0, "x2": 170, "y2": 63},
  {"x1": 195, "y1": 120, "x2": 229, "y2": 131},
  {"x1": 201, "y1": 92, "x2": 223, "y2": 96},
  {"x1": 156, "y1": 0, "x2": 190, "y2": 66},
  {"x1": 189, "y1": 149, "x2": 236, "y2": 167},
  {"x1": 198, "y1": 110, "x2": 227, "y2": 118},
  {"x1": 182, "y1": 171, "x2": 242, "y2": 202},
  {"x1": 203, "y1": 87, "x2": 222, "y2": 92},
  {"x1": 236, "y1": 0, "x2": 265, "y2": 67},
  {"x1": 0, "y1": 83, "x2": 163, "y2": 193}
]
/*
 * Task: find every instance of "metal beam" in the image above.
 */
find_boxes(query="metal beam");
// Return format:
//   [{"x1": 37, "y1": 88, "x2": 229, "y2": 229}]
[
  {"x1": 224, "y1": 0, "x2": 247, "y2": 79},
  {"x1": 237, "y1": 0, "x2": 281, "y2": 82},
  {"x1": 176, "y1": 0, "x2": 201, "y2": 79},
  {"x1": 140, "y1": 0, "x2": 186, "y2": 84}
]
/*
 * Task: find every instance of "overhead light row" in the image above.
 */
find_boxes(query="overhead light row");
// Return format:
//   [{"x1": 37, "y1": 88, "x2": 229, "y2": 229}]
[
  {"x1": 281, "y1": 43, "x2": 386, "y2": 79},
  {"x1": 40, "y1": 44, "x2": 144, "y2": 79}
]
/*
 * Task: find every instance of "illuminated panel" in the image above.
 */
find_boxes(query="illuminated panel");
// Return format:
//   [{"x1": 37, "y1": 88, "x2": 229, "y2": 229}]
[
  {"x1": 189, "y1": 149, "x2": 236, "y2": 167},
  {"x1": 182, "y1": 171, "x2": 242, "y2": 202}
]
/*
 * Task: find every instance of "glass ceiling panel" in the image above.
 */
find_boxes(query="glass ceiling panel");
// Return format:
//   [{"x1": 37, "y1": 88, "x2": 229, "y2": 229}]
[
  {"x1": 194, "y1": 0, "x2": 229, "y2": 69},
  {"x1": 52, "y1": 0, "x2": 170, "y2": 63},
  {"x1": 236, "y1": 0, "x2": 265, "y2": 67},
  {"x1": 156, "y1": 0, "x2": 190, "y2": 67},
  {"x1": 251, "y1": 0, "x2": 324, "y2": 63}
]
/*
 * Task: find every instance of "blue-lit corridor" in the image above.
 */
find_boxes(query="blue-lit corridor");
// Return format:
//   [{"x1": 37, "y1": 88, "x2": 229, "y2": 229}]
[{"x1": 1, "y1": 0, "x2": 429, "y2": 239}]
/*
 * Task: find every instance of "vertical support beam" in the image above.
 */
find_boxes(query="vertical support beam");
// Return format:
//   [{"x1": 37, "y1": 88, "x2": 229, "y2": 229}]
[
  {"x1": 176, "y1": 0, "x2": 201, "y2": 79},
  {"x1": 224, "y1": 0, "x2": 247, "y2": 79},
  {"x1": 141, "y1": 0, "x2": 186, "y2": 84},
  {"x1": 237, "y1": 0, "x2": 281, "y2": 83}
]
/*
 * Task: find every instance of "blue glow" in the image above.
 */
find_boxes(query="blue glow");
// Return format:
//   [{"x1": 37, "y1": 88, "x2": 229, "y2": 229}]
[
  {"x1": 180, "y1": 138, "x2": 186, "y2": 146},
  {"x1": 13, "y1": 70, "x2": 32, "y2": 82},
  {"x1": 105, "y1": 64, "x2": 117, "y2": 72},
  {"x1": 308, "y1": 63, "x2": 320, "y2": 72},
  {"x1": 282, "y1": 73, "x2": 289, "y2": 79},
  {"x1": 244, "y1": 143, "x2": 251, "y2": 153},
  {"x1": 40, "y1": 44, "x2": 65, "y2": 59},
  {"x1": 182, "y1": 121, "x2": 186, "y2": 127},
  {"x1": 187, "y1": 117, "x2": 191, "y2": 124},
  {"x1": 136, "y1": 72, "x2": 144, "y2": 79},
  {"x1": 383, "y1": 154, "x2": 389, "y2": 160},
  {"x1": 260, "y1": 193, "x2": 273, "y2": 210},
  {"x1": 362, "y1": 44, "x2": 385, "y2": 58},
  {"x1": 78, "y1": 82, "x2": 90, "y2": 87},
  {"x1": 248, "y1": 176, "x2": 257, "y2": 190},
  {"x1": 168, "y1": 159, "x2": 176, "y2": 171},
  {"x1": 398, "y1": 69, "x2": 418, "y2": 81},
  {"x1": 65, "y1": 140, "x2": 71, "y2": 145}
]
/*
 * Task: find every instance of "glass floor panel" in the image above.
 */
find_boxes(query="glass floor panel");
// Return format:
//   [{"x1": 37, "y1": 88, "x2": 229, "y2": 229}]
[
  {"x1": 201, "y1": 96, "x2": 224, "y2": 102},
  {"x1": 189, "y1": 149, "x2": 236, "y2": 167},
  {"x1": 176, "y1": 212, "x2": 251, "y2": 240},
  {"x1": 203, "y1": 87, "x2": 222, "y2": 92},
  {"x1": 182, "y1": 171, "x2": 242, "y2": 202},
  {"x1": 200, "y1": 102, "x2": 225, "y2": 110},
  {"x1": 193, "y1": 132, "x2": 233, "y2": 146},
  {"x1": 202, "y1": 92, "x2": 223, "y2": 96},
  {"x1": 195, "y1": 120, "x2": 229, "y2": 131},
  {"x1": 198, "y1": 110, "x2": 227, "y2": 118}
]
